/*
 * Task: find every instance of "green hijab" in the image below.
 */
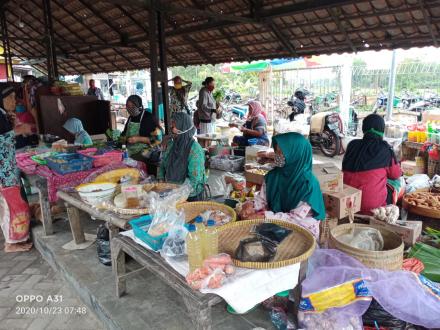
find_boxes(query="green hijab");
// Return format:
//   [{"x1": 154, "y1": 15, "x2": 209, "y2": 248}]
[{"x1": 265, "y1": 132, "x2": 326, "y2": 220}]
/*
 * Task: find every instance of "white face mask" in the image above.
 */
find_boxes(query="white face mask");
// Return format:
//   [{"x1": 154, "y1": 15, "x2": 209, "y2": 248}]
[
  {"x1": 174, "y1": 125, "x2": 194, "y2": 136},
  {"x1": 274, "y1": 153, "x2": 286, "y2": 167}
]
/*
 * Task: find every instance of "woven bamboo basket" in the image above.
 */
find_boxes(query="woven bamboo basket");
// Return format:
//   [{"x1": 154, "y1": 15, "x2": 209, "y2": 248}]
[
  {"x1": 428, "y1": 159, "x2": 440, "y2": 178},
  {"x1": 216, "y1": 219, "x2": 316, "y2": 269},
  {"x1": 176, "y1": 202, "x2": 237, "y2": 223},
  {"x1": 329, "y1": 223, "x2": 404, "y2": 271},
  {"x1": 102, "y1": 183, "x2": 187, "y2": 215},
  {"x1": 402, "y1": 199, "x2": 440, "y2": 219}
]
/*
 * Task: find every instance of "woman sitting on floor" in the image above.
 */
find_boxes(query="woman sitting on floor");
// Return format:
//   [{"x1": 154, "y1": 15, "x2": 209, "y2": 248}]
[
  {"x1": 230, "y1": 101, "x2": 269, "y2": 147},
  {"x1": 240, "y1": 132, "x2": 325, "y2": 238},
  {"x1": 158, "y1": 112, "x2": 206, "y2": 201},
  {"x1": 342, "y1": 114, "x2": 402, "y2": 214}
]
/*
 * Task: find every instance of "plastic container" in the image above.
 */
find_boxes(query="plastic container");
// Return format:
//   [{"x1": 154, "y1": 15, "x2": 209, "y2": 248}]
[
  {"x1": 187, "y1": 224, "x2": 203, "y2": 272},
  {"x1": 46, "y1": 153, "x2": 94, "y2": 175},
  {"x1": 92, "y1": 151, "x2": 123, "y2": 167},
  {"x1": 204, "y1": 219, "x2": 218, "y2": 259},
  {"x1": 121, "y1": 185, "x2": 141, "y2": 208},
  {"x1": 129, "y1": 215, "x2": 168, "y2": 251}
]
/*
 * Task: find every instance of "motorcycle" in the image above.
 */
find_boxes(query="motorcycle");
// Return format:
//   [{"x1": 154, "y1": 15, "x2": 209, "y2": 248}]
[
  {"x1": 223, "y1": 90, "x2": 242, "y2": 105},
  {"x1": 288, "y1": 92, "x2": 344, "y2": 157}
]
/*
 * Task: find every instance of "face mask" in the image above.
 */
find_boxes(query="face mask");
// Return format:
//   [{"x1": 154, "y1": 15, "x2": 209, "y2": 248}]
[
  {"x1": 174, "y1": 83, "x2": 182, "y2": 90},
  {"x1": 274, "y1": 153, "x2": 286, "y2": 167},
  {"x1": 127, "y1": 106, "x2": 141, "y2": 117},
  {"x1": 207, "y1": 85, "x2": 214, "y2": 92},
  {"x1": 173, "y1": 125, "x2": 194, "y2": 137}
]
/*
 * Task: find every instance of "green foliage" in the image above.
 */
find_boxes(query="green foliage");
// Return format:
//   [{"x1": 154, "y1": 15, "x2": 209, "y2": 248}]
[{"x1": 171, "y1": 64, "x2": 259, "y2": 98}]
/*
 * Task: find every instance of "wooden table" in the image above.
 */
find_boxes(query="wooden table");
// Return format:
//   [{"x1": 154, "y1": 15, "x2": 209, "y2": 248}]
[
  {"x1": 21, "y1": 173, "x2": 53, "y2": 236},
  {"x1": 111, "y1": 234, "x2": 308, "y2": 329},
  {"x1": 57, "y1": 191, "x2": 132, "y2": 249}
]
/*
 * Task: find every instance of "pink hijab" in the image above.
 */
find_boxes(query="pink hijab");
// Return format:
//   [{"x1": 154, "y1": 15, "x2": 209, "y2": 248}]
[{"x1": 247, "y1": 101, "x2": 267, "y2": 121}]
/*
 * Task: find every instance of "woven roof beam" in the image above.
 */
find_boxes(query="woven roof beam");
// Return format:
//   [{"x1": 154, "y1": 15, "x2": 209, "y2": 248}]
[
  {"x1": 77, "y1": 0, "x2": 139, "y2": 68},
  {"x1": 329, "y1": 8, "x2": 356, "y2": 53},
  {"x1": 419, "y1": 0, "x2": 438, "y2": 47}
]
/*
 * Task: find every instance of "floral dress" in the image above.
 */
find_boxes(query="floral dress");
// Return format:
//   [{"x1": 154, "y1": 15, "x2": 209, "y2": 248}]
[
  {"x1": 158, "y1": 140, "x2": 206, "y2": 197},
  {"x1": 0, "y1": 110, "x2": 18, "y2": 187}
]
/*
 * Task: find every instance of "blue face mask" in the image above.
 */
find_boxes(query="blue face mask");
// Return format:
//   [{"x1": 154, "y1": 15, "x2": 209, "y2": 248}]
[{"x1": 15, "y1": 105, "x2": 25, "y2": 113}]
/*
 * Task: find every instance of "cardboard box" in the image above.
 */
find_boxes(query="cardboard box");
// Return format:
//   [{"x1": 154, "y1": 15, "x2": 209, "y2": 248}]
[
  {"x1": 369, "y1": 218, "x2": 423, "y2": 246},
  {"x1": 401, "y1": 160, "x2": 424, "y2": 176},
  {"x1": 313, "y1": 163, "x2": 344, "y2": 193},
  {"x1": 323, "y1": 184, "x2": 362, "y2": 219},
  {"x1": 245, "y1": 169, "x2": 266, "y2": 186}
]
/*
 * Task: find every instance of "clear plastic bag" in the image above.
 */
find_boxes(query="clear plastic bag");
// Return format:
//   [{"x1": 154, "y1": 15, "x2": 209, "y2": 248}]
[
  {"x1": 160, "y1": 225, "x2": 188, "y2": 258},
  {"x1": 338, "y1": 227, "x2": 384, "y2": 251}
]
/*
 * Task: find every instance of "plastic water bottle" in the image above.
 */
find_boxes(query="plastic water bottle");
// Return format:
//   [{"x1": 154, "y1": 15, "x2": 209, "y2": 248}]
[
  {"x1": 186, "y1": 224, "x2": 203, "y2": 272},
  {"x1": 122, "y1": 145, "x2": 128, "y2": 160},
  {"x1": 204, "y1": 220, "x2": 218, "y2": 259}
]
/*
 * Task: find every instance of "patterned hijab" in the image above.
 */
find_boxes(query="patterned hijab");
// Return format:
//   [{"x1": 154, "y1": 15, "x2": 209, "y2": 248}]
[{"x1": 247, "y1": 100, "x2": 267, "y2": 121}]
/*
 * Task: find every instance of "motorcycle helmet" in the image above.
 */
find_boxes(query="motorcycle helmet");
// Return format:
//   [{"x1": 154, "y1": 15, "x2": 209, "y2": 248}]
[{"x1": 294, "y1": 89, "x2": 306, "y2": 101}]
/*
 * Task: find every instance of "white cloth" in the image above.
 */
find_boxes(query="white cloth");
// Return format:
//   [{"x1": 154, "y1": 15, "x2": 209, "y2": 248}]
[
  {"x1": 120, "y1": 230, "x2": 300, "y2": 314},
  {"x1": 199, "y1": 121, "x2": 216, "y2": 134}
]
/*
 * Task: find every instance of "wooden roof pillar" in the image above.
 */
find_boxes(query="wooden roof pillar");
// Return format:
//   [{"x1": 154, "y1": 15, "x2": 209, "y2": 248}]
[{"x1": 42, "y1": 0, "x2": 59, "y2": 81}]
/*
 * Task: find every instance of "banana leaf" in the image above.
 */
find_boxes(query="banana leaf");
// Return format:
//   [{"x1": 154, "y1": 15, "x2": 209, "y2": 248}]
[{"x1": 408, "y1": 243, "x2": 440, "y2": 282}]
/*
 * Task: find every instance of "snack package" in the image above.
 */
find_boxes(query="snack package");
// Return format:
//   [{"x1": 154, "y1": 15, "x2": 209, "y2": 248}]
[
  {"x1": 235, "y1": 237, "x2": 277, "y2": 262},
  {"x1": 0, "y1": 186, "x2": 31, "y2": 244},
  {"x1": 199, "y1": 209, "x2": 232, "y2": 226}
]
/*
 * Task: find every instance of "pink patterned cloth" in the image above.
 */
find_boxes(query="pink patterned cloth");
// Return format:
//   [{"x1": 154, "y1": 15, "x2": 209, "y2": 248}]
[{"x1": 16, "y1": 151, "x2": 148, "y2": 203}]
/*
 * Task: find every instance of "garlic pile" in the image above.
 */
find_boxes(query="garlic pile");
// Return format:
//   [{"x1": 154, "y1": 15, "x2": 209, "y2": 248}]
[{"x1": 371, "y1": 205, "x2": 399, "y2": 224}]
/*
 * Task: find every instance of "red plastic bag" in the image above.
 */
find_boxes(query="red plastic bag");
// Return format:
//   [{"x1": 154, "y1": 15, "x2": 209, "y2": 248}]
[{"x1": 0, "y1": 186, "x2": 31, "y2": 243}]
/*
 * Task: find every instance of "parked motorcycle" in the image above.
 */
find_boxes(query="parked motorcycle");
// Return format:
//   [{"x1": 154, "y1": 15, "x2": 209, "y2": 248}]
[
  {"x1": 288, "y1": 91, "x2": 344, "y2": 157},
  {"x1": 223, "y1": 90, "x2": 242, "y2": 105}
]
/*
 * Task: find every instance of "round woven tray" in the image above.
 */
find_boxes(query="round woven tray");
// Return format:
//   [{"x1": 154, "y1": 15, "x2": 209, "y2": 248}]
[
  {"x1": 176, "y1": 201, "x2": 237, "y2": 223},
  {"x1": 329, "y1": 223, "x2": 404, "y2": 271},
  {"x1": 216, "y1": 219, "x2": 316, "y2": 269},
  {"x1": 402, "y1": 192, "x2": 440, "y2": 219},
  {"x1": 101, "y1": 183, "x2": 186, "y2": 215}
]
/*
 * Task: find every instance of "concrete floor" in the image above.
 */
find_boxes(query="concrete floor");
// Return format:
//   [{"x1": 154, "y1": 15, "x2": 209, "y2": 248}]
[
  {"x1": 31, "y1": 216, "x2": 277, "y2": 330},
  {"x1": 0, "y1": 226, "x2": 103, "y2": 330}
]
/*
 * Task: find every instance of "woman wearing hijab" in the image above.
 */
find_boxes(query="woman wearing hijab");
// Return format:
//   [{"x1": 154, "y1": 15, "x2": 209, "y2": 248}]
[
  {"x1": 342, "y1": 114, "x2": 401, "y2": 214},
  {"x1": 169, "y1": 76, "x2": 192, "y2": 114},
  {"x1": 0, "y1": 84, "x2": 33, "y2": 252},
  {"x1": 196, "y1": 77, "x2": 219, "y2": 134},
  {"x1": 240, "y1": 133, "x2": 325, "y2": 238},
  {"x1": 62, "y1": 118, "x2": 92, "y2": 146},
  {"x1": 121, "y1": 95, "x2": 163, "y2": 159},
  {"x1": 158, "y1": 112, "x2": 206, "y2": 201},
  {"x1": 230, "y1": 100, "x2": 269, "y2": 147}
]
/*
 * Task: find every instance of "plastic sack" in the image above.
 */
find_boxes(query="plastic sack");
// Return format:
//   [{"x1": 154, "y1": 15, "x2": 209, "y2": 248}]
[
  {"x1": 160, "y1": 225, "x2": 188, "y2": 258},
  {"x1": 235, "y1": 237, "x2": 277, "y2": 262},
  {"x1": 255, "y1": 223, "x2": 292, "y2": 244},
  {"x1": 0, "y1": 186, "x2": 31, "y2": 244},
  {"x1": 270, "y1": 307, "x2": 296, "y2": 330},
  {"x1": 301, "y1": 249, "x2": 440, "y2": 329},
  {"x1": 338, "y1": 227, "x2": 384, "y2": 251},
  {"x1": 405, "y1": 174, "x2": 430, "y2": 193},
  {"x1": 96, "y1": 224, "x2": 111, "y2": 266},
  {"x1": 362, "y1": 299, "x2": 406, "y2": 329}
]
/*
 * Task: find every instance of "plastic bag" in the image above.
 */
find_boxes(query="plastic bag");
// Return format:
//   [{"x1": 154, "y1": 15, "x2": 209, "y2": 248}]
[
  {"x1": 371, "y1": 205, "x2": 399, "y2": 224},
  {"x1": 96, "y1": 224, "x2": 111, "y2": 266},
  {"x1": 362, "y1": 299, "x2": 406, "y2": 329},
  {"x1": 405, "y1": 174, "x2": 430, "y2": 193},
  {"x1": 298, "y1": 310, "x2": 363, "y2": 330},
  {"x1": 255, "y1": 223, "x2": 292, "y2": 244},
  {"x1": 199, "y1": 209, "x2": 232, "y2": 226},
  {"x1": 270, "y1": 307, "x2": 296, "y2": 330},
  {"x1": 0, "y1": 186, "x2": 31, "y2": 244},
  {"x1": 186, "y1": 253, "x2": 235, "y2": 291},
  {"x1": 147, "y1": 187, "x2": 189, "y2": 237},
  {"x1": 160, "y1": 225, "x2": 188, "y2": 258},
  {"x1": 235, "y1": 237, "x2": 277, "y2": 262},
  {"x1": 338, "y1": 227, "x2": 384, "y2": 251}
]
